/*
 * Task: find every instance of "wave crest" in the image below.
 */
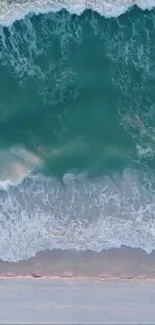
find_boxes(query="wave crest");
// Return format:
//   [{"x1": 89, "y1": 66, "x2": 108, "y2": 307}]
[
  {"x1": 0, "y1": 147, "x2": 41, "y2": 190},
  {"x1": 0, "y1": 0, "x2": 154, "y2": 26}
]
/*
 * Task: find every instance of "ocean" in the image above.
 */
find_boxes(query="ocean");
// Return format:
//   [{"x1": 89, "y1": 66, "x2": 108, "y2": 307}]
[{"x1": 0, "y1": 0, "x2": 155, "y2": 262}]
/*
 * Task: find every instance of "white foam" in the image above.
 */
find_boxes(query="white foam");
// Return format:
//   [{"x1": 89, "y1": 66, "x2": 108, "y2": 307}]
[
  {"x1": 0, "y1": 0, "x2": 154, "y2": 26},
  {"x1": 1, "y1": 168, "x2": 155, "y2": 262}
]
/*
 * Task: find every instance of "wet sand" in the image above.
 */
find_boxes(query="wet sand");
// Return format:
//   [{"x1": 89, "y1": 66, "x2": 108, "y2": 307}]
[
  {"x1": 1, "y1": 246, "x2": 155, "y2": 278},
  {"x1": 1, "y1": 278, "x2": 155, "y2": 324}
]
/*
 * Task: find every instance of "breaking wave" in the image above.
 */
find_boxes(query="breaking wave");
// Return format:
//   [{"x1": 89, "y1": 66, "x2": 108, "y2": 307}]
[
  {"x1": 0, "y1": 0, "x2": 155, "y2": 26},
  {"x1": 1, "y1": 168, "x2": 155, "y2": 262}
]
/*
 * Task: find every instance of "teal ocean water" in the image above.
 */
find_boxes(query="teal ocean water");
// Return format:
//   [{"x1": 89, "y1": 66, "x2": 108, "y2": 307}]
[{"x1": 0, "y1": 0, "x2": 155, "y2": 261}]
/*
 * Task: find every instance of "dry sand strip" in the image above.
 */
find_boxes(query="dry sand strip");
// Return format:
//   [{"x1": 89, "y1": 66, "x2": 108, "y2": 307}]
[{"x1": 0, "y1": 278, "x2": 155, "y2": 324}]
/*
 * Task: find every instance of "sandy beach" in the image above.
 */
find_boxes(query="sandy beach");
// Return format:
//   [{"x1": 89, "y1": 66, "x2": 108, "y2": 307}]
[
  {"x1": 1, "y1": 246, "x2": 155, "y2": 279},
  {"x1": 1, "y1": 247, "x2": 155, "y2": 323},
  {"x1": 0, "y1": 277, "x2": 155, "y2": 324}
]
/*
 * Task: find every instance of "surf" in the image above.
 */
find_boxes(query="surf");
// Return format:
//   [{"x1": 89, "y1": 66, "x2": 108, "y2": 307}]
[
  {"x1": 0, "y1": 147, "x2": 42, "y2": 190},
  {"x1": 0, "y1": 3, "x2": 155, "y2": 261},
  {"x1": 0, "y1": 0, "x2": 155, "y2": 26},
  {"x1": 1, "y1": 168, "x2": 155, "y2": 262}
]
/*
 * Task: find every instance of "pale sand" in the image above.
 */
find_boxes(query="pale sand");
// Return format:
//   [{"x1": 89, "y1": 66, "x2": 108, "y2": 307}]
[
  {"x1": 1, "y1": 246, "x2": 155, "y2": 278},
  {"x1": 0, "y1": 278, "x2": 155, "y2": 324}
]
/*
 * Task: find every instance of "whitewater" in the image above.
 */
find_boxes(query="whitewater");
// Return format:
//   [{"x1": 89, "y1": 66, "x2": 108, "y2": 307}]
[
  {"x1": 0, "y1": 0, "x2": 154, "y2": 26},
  {"x1": 1, "y1": 168, "x2": 155, "y2": 262}
]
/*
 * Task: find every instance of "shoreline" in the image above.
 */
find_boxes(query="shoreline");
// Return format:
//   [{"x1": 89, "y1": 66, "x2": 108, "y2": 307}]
[{"x1": 1, "y1": 246, "x2": 155, "y2": 279}]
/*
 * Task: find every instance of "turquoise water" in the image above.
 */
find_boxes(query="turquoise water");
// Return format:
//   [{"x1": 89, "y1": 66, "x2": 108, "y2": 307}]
[
  {"x1": 1, "y1": 2, "x2": 155, "y2": 261},
  {"x1": 0, "y1": 10, "x2": 136, "y2": 178}
]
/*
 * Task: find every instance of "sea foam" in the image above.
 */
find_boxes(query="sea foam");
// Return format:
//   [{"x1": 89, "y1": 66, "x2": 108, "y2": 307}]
[
  {"x1": 1, "y1": 168, "x2": 155, "y2": 261},
  {"x1": 0, "y1": 0, "x2": 154, "y2": 26}
]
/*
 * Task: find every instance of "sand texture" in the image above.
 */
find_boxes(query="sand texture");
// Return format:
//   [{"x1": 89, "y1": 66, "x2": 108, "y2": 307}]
[{"x1": 0, "y1": 278, "x2": 155, "y2": 324}]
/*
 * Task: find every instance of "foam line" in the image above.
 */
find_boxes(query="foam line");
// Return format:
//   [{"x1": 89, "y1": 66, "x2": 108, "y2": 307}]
[{"x1": 0, "y1": 0, "x2": 154, "y2": 26}]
